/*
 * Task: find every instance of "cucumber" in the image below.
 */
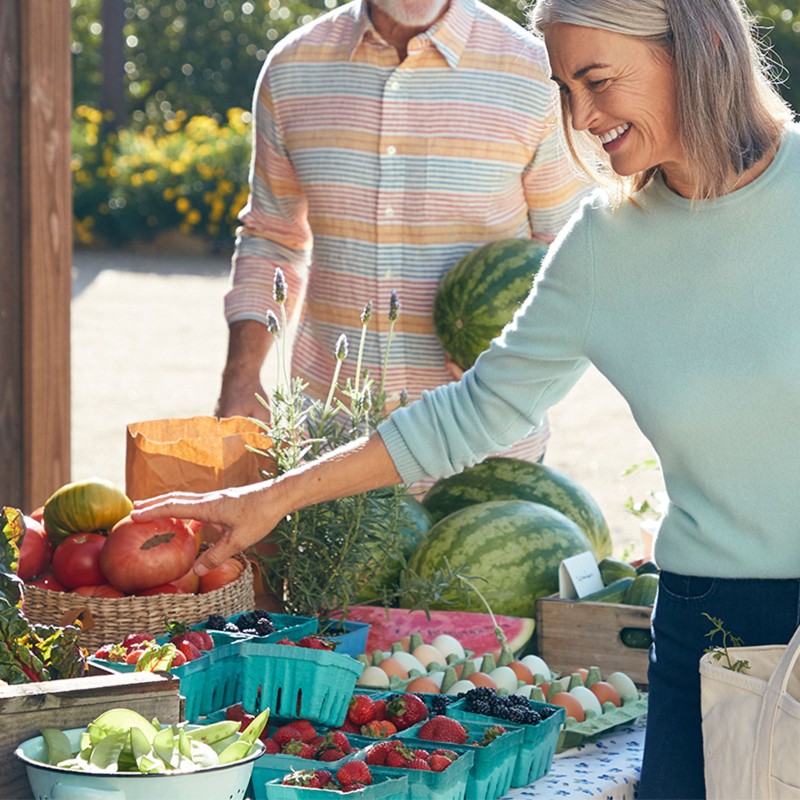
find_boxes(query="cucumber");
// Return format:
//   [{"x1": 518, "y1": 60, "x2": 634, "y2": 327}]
[
  {"x1": 598, "y1": 557, "x2": 637, "y2": 585},
  {"x1": 635, "y1": 560, "x2": 659, "y2": 576},
  {"x1": 620, "y1": 627, "x2": 653, "y2": 649},
  {"x1": 624, "y1": 573, "x2": 659, "y2": 606},
  {"x1": 581, "y1": 577, "x2": 635, "y2": 604}
]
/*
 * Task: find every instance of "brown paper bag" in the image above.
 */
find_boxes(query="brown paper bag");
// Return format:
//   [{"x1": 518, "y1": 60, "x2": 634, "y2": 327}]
[{"x1": 125, "y1": 415, "x2": 269, "y2": 501}]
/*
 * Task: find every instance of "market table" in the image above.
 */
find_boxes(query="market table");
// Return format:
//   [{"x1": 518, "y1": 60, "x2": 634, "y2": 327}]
[{"x1": 501, "y1": 718, "x2": 646, "y2": 800}]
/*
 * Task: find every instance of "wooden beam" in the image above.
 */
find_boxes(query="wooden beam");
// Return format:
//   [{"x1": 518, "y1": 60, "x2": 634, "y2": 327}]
[
  {"x1": 0, "y1": 3, "x2": 24, "y2": 506},
  {"x1": 3, "y1": 0, "x2": 72, "y2": 510}
]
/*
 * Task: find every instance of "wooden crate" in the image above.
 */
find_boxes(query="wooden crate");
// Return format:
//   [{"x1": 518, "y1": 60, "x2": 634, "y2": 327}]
[
  {"x1": 536, "y1": 595, "x2": 652, "y2": 686},
  {"x1": 0, "y1": 671, "x2": 182, "y2": 800}
]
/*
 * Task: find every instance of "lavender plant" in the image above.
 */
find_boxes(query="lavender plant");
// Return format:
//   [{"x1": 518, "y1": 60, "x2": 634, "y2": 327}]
[{"x1": 247, "y1": 270, "x2": 468, "y2": 625}]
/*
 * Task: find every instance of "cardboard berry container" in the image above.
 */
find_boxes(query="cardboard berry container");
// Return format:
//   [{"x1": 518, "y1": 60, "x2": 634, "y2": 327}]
[
  {"x1": 395, "y1": 719, "x2": 525, "y2": 800},
  {"x1": 240, "y1": 641, "x2": 364, "y2": 727},
  {"x1": 263, "y1": 773, "x2": 408, "y2": 799},
  {"x1": 367, "y1": 746, "x2": 474, "y2": 800},
  {"x1": 446, "y1": 698, "x2": 565, "y2": 788}
]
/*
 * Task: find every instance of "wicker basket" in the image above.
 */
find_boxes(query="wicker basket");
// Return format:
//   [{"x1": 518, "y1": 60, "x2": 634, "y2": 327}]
[{"x1": 22, "y1": 553, "x2": 255, "y2": 651}]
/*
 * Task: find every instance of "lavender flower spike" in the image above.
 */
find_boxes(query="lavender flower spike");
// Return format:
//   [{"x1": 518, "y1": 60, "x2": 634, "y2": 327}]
[
  {"x1": 265, "y1": 309, "x2": 280, "y2": 335},
  {"x1": 360, "y1": 301, "x2": 373, "y2": 325},
  {"x1": 335, "y1": 333, "x2": 349, "y2": 361},
  {"x1": 388, "y1": 290, "x2": 400, "y2": 321},
  {"x1": 273, "y1": 267, "x2": 287, "y2": 304}
]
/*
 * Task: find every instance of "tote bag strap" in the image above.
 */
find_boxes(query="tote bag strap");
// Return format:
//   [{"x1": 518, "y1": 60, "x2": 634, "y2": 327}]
[{"x1": 751, "y1": 624, "x2": 800, "y2": 798}]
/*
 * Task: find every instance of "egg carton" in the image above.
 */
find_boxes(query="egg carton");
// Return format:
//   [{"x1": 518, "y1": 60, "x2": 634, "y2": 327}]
[{"x1": 556, "y1": 690, "x2": 648, "y2": 752}]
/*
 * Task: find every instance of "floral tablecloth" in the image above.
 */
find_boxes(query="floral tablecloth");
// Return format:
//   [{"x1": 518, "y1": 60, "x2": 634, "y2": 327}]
[{"x1": 501, "y1": 718, "x2": 646, "y2": 800}]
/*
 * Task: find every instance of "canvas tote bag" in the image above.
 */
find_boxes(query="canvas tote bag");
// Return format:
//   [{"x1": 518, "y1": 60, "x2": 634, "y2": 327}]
[{"x1": 700, "y1": 623, "x2": 800, "y2": 798}]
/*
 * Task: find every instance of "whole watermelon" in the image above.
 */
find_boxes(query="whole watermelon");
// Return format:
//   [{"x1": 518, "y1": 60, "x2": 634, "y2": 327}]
[
  {"x1": 434, "y1": 238, "x2": 549, "y2": 370},
  {"x1": 353, "y1": 495, "x2": 434, "y2": 603},
  {"x1": 422, "y1": 457, "x2": 613, "y2": 560},
  {"x1": 401, "y1": 499, "x2": 593, "y2": 617}
]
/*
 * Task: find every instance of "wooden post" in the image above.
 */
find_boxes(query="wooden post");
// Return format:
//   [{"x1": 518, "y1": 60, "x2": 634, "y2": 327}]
[{"x1": 0, "y1": 1, "x2": 72, "y2": 510}]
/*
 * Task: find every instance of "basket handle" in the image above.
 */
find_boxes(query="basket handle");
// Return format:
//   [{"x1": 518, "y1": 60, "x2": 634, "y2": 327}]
[
  {"x1": 751, "y1": 624, "x2": 800, "y2": 798},
  {"x1": 58, "y1": 606, "x2": 96, "y2": 633}
]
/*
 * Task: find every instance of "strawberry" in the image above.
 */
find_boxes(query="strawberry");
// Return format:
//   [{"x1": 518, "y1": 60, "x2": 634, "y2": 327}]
[
  {"x1": 432, "y1": 748, "x2": 459, "y2": 761},
  {"x1": 413, "y1": 749, "x2": 430, "y2": 760},
  {"x1": 183, "y1": 630, "x2": 214, "y2": 651},
  {"x1": 122, "y1": 632, "x2": 154, "y2": 649},
  {"x1": 263, "y1": 739, "x2": 281, "y2": 754},
  {"x1": 386, "y1": 693, "x2": 429, "y2": 731},
  {"x1": 407, "y1": 758, "x2": 432, "y2": 771},
  {"x1": 321, "y1": 731, "x2": 352, "y2": 754},
  {"x1": 372, "y1": 698, "x2": 388, "y2": 720},
  {"x1": 338, "y1": 719, "x2": 361, "y2": 734},
  {"x1": 347, "y1": 694, "x2": 376, "y2": 726},
  {"x1": 225, "y1": 704, "x2": 245, "y2": 722},
  {"x1": 341, "y1": 783, "x2": 366, "y2": 793},
  {"x1": 292, "y1": 719, "x2": 319, "y2": 743},
  {"x1": 170, "y1": 649, "x2": 187, "y2": 667},
  {"x1": 481, "y1": 724, "x2": 507, "y2": 745},
  {"x1": 308, "y1": 769, "x2": 335, "y2": 789},
  {"x1": 365, "y1": 741, "x2": 395, "y2": 766},
  {"x1": 276, "y1": 637, "x2": 297, "y2": 646},
  {"x1": 125, "y1": 649, "x2": 143, "y2": 665},
  {"x1": 297, "y1": 634, "x2": 336, "y2": 650},
  {"x1": 281, "y1": 768, "x2": 322, "y2": 786},
  {"x1": 175, "y1": 638, "x2": 203, "y2": 662},
  {"x1": 336, "y1": 761, "x2": 373, "y2": 788},
  {"x1": 317, "y1": 748, "x2": 346, "y2": 762},
  {"x1": 429, "y1": 754, "x2": 454, "y2": 772},
  {"x1": 272, "y1": 725, "x2": 304, "y2": 748},
  {"x1": 360, "y1": 720, "x2": 396, "y2": 739},
  {"x1": 385, "y1": 742, "x2": 414, "y2": 768},
  {"x1": 417, "y1": 716, "x2": 468, "y2": 744},
  {"x1": 238, "y1": 713, "x2": 256, "y2": 731}
]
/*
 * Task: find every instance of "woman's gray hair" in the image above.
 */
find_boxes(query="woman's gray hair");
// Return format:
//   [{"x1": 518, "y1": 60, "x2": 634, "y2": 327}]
[{"x1": 529, "y1": 0, "x2": 794, "y2": 201}]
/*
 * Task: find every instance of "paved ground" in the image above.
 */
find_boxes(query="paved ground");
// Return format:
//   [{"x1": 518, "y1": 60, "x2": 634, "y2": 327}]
[{"x1": 71, "y1": 248, "x2": 664, "y2": 559}]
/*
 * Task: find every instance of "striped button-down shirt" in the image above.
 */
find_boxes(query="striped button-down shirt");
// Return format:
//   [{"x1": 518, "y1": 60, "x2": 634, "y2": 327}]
[{"x1": 226, "y1": 0, "x2": 588, "y2": 468}]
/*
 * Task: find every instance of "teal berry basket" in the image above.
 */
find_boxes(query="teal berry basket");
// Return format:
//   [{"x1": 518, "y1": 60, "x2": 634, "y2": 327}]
[
  {"x1": 447, "y1": 698, "x2": 565, "y2": 788},
  {"x1": 240, "y1": 641, "x2": 364, "y2": 727},
  {"x1": 196, "y1": 612, "x2": 319, "y2": 643},
  {"x1": 396, "y1": 720, "x2": 525, "y2": 800},
  {"x1": 88, "y1": 630, "x2": 250, "y2": 722},
  {"x1": 368, "y1": 746, "x2": 474, "y2": 800},
  {"x1": 249, "y1": 749, "x2": 360, "y2": 800},
  {"x1": 263, "y1": 773, "x2": 408, "y2": 799},
  {"x1": 318, "y1": 619, "x2": 371, "y2": 658}
]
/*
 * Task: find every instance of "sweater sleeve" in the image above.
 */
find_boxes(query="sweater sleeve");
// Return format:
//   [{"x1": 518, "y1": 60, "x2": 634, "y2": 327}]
[
  {"x1": 224, "y1": 56, "x2": 313, "y2": 326},
  {"x1": 379, "y1": 198, "x2": 598, "y2": 484}
]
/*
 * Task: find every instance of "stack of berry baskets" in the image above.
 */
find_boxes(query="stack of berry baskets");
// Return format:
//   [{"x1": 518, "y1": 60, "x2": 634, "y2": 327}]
[
  {"x1": 87, "y1": 625, "x2": 252, "y2": 722},
  {"x1": 264, "y1": 764, "x2": 408, "y2": 798},
  {"x1": 239, "y1": 636, "x2": 364, "y2": 727},
  {"x1": 197, "y1": 610, "x2": 318, "y2": 712},
  {"x1": 446, "y1": 687, "x2": 565, "y2": 788}
]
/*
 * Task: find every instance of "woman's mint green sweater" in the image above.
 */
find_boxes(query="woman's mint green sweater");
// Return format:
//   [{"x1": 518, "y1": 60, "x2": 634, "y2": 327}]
[{"x1": 379, "y1": 123, "x2": 800, "y2": 579}]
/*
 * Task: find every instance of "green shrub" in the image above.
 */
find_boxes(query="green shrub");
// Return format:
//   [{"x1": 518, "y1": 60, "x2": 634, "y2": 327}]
[{"x1": 72, "y1": 105, "x2": 251, "y2": 246}]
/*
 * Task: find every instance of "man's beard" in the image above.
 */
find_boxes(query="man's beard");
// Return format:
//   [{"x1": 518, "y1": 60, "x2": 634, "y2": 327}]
[{"x1": 369, "y1": 0, "x2": 449, "y2": 28}]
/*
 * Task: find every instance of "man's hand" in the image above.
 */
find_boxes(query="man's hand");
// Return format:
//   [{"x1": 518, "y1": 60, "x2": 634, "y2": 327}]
[
  {"x1": 444, "y1": 358, "x2": 465, "y2": 381},
  {"x1": 215, "y1": 376, "x2": 270, "y2": 422}
]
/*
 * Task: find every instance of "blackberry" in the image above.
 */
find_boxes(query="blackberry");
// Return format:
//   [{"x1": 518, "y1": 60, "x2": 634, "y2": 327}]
[
  {"x1": 206, "y1": 614, "x2": 227, "y2": 630},
  {"x1": 237, "y1": 612, "x2": 258, "y2": 628},
  {"x1": 223, "y1": 622, "x2": 240, "y2": 633},
  {"x1": 254, "y1": 618, "x2": 275, "y2": 636},
  {"x1": 253, "y1": 610, "x2": 273, "y2": 620},
  {"x1": 427, "y1": 694, "x2": 453, "y2": 716},
  {"x1": 507, "y1": 706, "x2": 530, "y2": 724}
]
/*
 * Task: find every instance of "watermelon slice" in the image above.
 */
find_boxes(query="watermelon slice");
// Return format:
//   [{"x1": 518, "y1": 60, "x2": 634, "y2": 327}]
[{"x1": 343, "y1": 606, "x2": 535, "y2": 658}]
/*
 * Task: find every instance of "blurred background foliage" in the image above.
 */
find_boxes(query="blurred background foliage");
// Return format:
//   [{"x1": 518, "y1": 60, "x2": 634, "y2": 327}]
[{"x1": 70, "y1": 0, "x2": 799, "y2": 247}]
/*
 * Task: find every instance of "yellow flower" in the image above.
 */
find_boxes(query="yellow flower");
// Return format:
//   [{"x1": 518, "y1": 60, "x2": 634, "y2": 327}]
[
  {"x1": 176, "y1": 197, "x2": 191, "y2": 213},
  {"x1": 186, "y1": 209, "x2": 201, "y2": 224},
  {"x1": 163, "y1": 187, "x2": 176, "y2": 200}
]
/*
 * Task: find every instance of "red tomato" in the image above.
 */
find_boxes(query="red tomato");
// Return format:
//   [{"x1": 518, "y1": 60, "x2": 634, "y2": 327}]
[
  {"x1": 52, "y1": 533, "x2": 107, "y2": 589},
  {"x1": 100, "y1": 516, "x2": 197, "y2": 593},
  {"x1": 19, "y1": 516, "x2": 53, "y2": 580},
  {"x1": 198, "y1": 558, "x2": 244, "y2": 593},
  {"x1": 136, "y1": 583, "x2": 183, "y2": 596},
  {"x1": 170, "y1": 567, "x2": 200, "y2": 594},
  {"x1": 27, "y1": 573, "x2": 65, "y2": 592},
  {"x1": 72, "y1": 583, "x2": 126, "y2": 598},
  {"x1": 28, "y1": 506, "x2": 45, "y2": 524}
]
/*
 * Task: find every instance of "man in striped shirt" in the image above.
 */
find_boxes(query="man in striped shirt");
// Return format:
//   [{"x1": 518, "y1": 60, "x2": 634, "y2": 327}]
[{"x1": 216, "y1": 0, "x2": 588, "y2": 477}]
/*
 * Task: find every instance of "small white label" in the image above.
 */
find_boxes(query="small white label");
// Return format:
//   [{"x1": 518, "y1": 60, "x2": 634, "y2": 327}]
[{"x1": 558, "y1": 551, "x2": 604, "y2": 599}]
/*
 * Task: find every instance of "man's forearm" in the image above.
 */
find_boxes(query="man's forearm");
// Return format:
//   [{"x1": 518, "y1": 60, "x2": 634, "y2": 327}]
[{"x1": 223, "y1": 319, "x2": 272, "y2": 380}]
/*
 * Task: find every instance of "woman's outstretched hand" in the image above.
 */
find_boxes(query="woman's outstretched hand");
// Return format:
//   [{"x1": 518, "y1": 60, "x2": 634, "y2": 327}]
[{"x1": 131, "y1": 481, "x2": 281, "y2": 576}]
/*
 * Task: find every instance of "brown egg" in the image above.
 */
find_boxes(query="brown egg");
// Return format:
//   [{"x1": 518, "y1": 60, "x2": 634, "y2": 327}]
[
  {"x1": 507, "y1": 661, "x2": 535, "y2": 685},
  {"x1": 549, "y1": 691, "x2": 586, "y2": 722},
  {"x1": 467, "y1": 672, "x2": 498, "y2": 690},
  {"x1": 405, "y1": 676, "x2": 441, "y2": 694},
  {"x1": 589, "y1": 681, "x2": 622, "y2": 707},
  {"x1": 379, "y1": 657, "x2": 409, "y2": 681}
]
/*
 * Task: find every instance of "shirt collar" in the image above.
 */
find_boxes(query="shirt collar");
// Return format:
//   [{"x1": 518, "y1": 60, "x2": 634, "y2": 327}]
[{"x1": 348, "y1": 0, "x2": 477, "y2": 69}]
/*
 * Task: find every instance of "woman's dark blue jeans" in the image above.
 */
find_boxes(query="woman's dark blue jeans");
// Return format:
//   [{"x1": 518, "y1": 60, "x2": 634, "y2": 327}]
[{"x1": 637, "y1": 571, "x2": 800, "y2": 799}]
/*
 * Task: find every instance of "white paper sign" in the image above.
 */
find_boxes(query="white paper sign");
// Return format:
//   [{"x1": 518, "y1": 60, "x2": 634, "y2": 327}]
[{"x1": 558, "y1": 551, "x2": 604, "y2": 598}]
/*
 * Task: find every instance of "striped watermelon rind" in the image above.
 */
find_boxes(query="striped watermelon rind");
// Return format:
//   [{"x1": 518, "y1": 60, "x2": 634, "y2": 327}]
[
  {"x1": 402, "y1": 499, "x2": 593, "y2": 618},
  {"x1": 433, "y1": 238, "x2": 549, "y2": 370},
  {"x1": 422, "y1": 457, "x2": 613, "y2": 560}
]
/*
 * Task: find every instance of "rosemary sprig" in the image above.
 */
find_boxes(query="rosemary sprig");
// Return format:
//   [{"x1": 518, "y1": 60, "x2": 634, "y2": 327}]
[{"x1": 702, "y1": 612, "x2": 751, "y2": 673}]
